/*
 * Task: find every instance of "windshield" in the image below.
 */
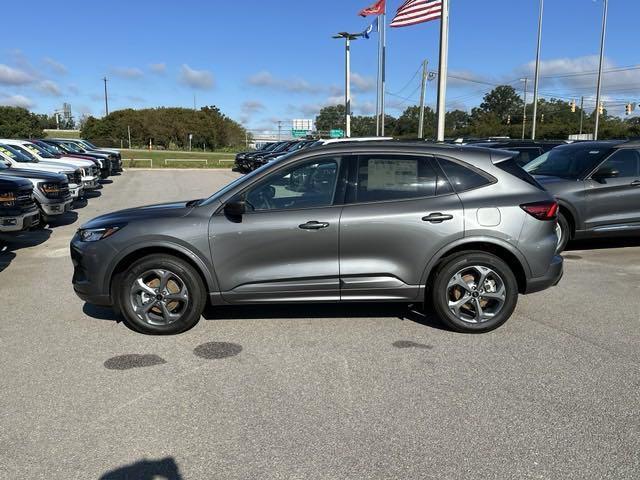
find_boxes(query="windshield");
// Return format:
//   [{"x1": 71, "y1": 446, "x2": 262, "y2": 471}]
[
  {"x1": 0, "y1": 144, "x2": 30, "y2": 162},
  {"x1": 24, "y1": 142, "x2": 55, "y2": 159},
  {"x1": 525, "y1": 146, "x2": 612, "y2": 179},
  {"x1": 80, "y1": 140, "x2": 97, "y2": 149},
  {"x1": 36, "y1": 142, "x2": 62, "y2": 156},
  {"x1": 61, "y1": 142, "x2": 82, "y2": 153},
  {"x1": 4, "y1": 144, "x2": 38, "y2": 162}
]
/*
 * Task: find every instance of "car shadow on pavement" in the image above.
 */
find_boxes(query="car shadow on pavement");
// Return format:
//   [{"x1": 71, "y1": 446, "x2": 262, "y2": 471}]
[
  {"x1": 203, "y1": 302, "x2": 449, "y2": 331},
  {"x1": 99, "y1": 457, "x2": 182, "y2": 480},
  {"x1": 567, "y1": 235, "x2": 640, "y2": 251},
  {"x1": 0, "y1": 229, "x2": 52, "y2": 273},
  {"x1": 83, "y1": 303, "x2": 121, "y2": 321},
  {"x1": 45, "y1": 211, "x2": 78, "y2": 227}
]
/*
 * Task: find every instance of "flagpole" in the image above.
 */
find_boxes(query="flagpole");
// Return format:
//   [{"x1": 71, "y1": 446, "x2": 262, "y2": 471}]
[
  {"x1": 436, "y1": 0, "x2": 449, "y2": 142},
  {"x1": 380, "y1": 4, "x2": 387, "y2": 136},
  {"x1": 376, "y1": 16, "x2": 382, "y2": 136},
  {"x1": 531, "y1": 0, "x2": 543, "y2": 140},
  {"x1": 594, "y1": 0, "x2": 608, "y2": 141}
]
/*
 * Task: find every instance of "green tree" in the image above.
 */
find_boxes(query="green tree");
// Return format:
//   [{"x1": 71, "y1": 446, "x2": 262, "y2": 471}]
[
  {"x1": 476, "y1": 85, "x2": 524, "y2": 122},
  {"x1": 351, "y1": 115, "x2": 376, "y2": 137},
  {"x1": 315, "y1": 105, "x2": 346, "y2": 134},
  {"x1": 0, "y1": 107, "x2": 45, "y2": 138}
]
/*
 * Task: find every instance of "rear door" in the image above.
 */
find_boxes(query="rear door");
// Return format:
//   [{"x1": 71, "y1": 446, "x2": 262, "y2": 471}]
[
  {"x1": 339, "y1": 153, "x2": 464, "y2": 301},
  {"x1": 585, "y1": 148, "x2": 640, "y2": 230}
]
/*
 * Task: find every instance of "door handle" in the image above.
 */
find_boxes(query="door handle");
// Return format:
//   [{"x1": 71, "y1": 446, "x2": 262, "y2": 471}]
[
  {"x1": 299, "y1": 221, "x2": 330, "y2": 230},
  {"x1": 631, "y1": 180, "x2": 640, "y2": 187},
  {"x1": 422, "y1": 213, "x2": 454, "y2": 224}
]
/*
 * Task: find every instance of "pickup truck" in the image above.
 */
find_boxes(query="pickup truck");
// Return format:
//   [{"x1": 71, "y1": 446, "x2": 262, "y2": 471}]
[
  {"x1": 43, "y1": 139, "x2": 117, "y2": 177},
  {"x1": 0, "y1": 160, "x2": 72, "y2": 222},
  {"x1": 54, "y1": 138, "x2": 123, "y2": 173},
  {"x1": 0, "y1": 176, "x2": 39, "y2": 232},
  {"x1": 0, "y1": 144, "x2": 83, "y2": 200},
  {"x1": 0, "y1": 140, "x2": 98, "y2": 193}
]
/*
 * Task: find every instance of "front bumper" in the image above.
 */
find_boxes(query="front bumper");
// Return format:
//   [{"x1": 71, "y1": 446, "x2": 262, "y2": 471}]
[
  {"x1": 69, "y1": 184, "x2": 83, "y2": 199},
  {"x1": 70, "y1": 235, "x2": 117, "y2": 306},
  {"x1": 524, "y1": 255, "x2": 564, "y2": 294},
  {"x1": 41, "y1": 199, "x2": 73, "y2": 216},
  {"x1": 82, "y1": 177, "x2": 99, "y2": 190},
  {"x1": 0, "y1": 210, "x2": 40, "y2": 232}
]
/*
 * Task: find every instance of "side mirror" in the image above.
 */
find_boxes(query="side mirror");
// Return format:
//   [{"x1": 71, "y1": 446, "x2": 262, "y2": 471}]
[
  {"x1": 224, "y1": 200, "x2": 246, "y2": 217},
  {"x1": 593, "y1": 167, "x2": 619, "y2": 182}
]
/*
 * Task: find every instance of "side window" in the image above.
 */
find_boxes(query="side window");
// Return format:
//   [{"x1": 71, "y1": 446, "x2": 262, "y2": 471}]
[
  {"x1": 508, "y1": 148, "x2": 543, "y2": 167},
  {"x1": 437, "y1": 158, "x2": 493, "y2": 192},
  {"x1": 245, "y1": 158, "x2": 340, "y2": 211},
  {"x1": 353, "y1": 155, "x2": 451, "y2": 203},
  {"x1": 598, "y1": 150, "x2": 640, "y2": 178}
]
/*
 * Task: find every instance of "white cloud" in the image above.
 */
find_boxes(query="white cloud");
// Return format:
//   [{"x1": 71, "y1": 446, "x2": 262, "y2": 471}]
[
  {"x1": 0, "y1": 64, "x2": 34, "y2": 86},
  {"x1": 179, "y1": 64, "x2": 214, "y2": 90},
  {"x1": 38, "y1": 80, "x2": 62, "y2": 97},
  {"x1": 247, "y1": 71, "x2": 322, "y2": 94},
  {"x1": 149, "y1": 63, "x2": 166, "y2": 74},
  {"x1": 351, "y1": 73, "x2": 376, "y2": 93},
  {"x1": 43, "y1": 57, "x2": 68, "y2": 75},
  {"x1": 111, "y1": 67, "x2": 145, "y2": 79},
  {"x1": 0, "y1": 94, "x2": 34, "y2": 109},
  {"x1": 241, "y1": 100, "x2": 265, "y2": 115}
]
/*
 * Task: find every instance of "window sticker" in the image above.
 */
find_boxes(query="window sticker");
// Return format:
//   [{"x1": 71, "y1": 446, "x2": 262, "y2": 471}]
[{"x1": 367, "y1": 159, "x2": 418, "y2": 192}]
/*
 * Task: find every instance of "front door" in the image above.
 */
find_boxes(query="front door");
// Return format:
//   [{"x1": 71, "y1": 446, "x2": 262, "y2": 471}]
[
  {"x1": 209, "y1": 155, "x2": 344, "y2": 303},
  {"x1": 585, "y1": 148, "x2": 640, "y2": 231},
  {"x1": 339, "y1": 154, "x2": 464, "y2": 301}
]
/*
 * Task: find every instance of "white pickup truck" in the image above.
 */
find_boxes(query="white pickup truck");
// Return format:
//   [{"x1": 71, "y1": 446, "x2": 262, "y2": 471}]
[
  {"x1": 0, "y1": 139, "x2": 99, "y2": 193},
  {"x1": 0, "y1": 144, "x2": 83, "y2": 199}
]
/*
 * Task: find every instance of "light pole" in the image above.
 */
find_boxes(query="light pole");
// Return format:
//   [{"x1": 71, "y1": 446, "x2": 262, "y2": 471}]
[
  {"x1": 594, "y1": 0, "x2": 609, "y2": 140},
  {"x1": 521, "y1": 78, "x2": 528, "y2": 140},
  {"x1": 333, "y1": 32, "x2": 360, "y2": 138},
  {"x1": 531, "y1": 0, "x2": 543, "y2": 139}
]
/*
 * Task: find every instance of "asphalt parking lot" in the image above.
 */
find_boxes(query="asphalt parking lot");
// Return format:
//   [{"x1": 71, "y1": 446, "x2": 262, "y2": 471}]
[{"x1": 0, "y1": 169, "x2": 639, "y2": 479}]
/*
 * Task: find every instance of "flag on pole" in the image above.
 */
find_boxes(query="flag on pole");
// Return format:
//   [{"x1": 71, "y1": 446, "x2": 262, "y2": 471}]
[
  {"x1": 361, "y1": 19, "x2": 379, "y2": 39},
  {"x1": 359, "y1": 0, "x2": 386, "y2": 17},
  {"x1": 390, "y1": 0, "x2": 442, "y2": 28}
]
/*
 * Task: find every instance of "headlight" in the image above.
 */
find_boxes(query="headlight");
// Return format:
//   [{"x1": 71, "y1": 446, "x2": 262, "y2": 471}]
[
  {"x1": 78, "y1": 226, "x2": 123, "y2": 242},
  {"x1": 39, "y1": 182, "x2": 63, "y2": 197},
  {"x1": 0, "y1": 191, "x2": 16, "y2": 207}
]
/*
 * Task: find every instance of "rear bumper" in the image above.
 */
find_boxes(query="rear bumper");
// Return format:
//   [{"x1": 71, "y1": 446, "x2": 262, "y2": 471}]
[{"x1": 524, "y1": 255, "x2": 564, "y2": 294}]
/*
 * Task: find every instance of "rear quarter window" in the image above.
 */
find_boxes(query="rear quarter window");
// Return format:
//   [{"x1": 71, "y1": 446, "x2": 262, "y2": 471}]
[
  {"x1": 496, "y1": 159, "x2": 545, "y2": 190},
  {"x1": 437, "y1": 158, "x2": 493, "y2": 192}
]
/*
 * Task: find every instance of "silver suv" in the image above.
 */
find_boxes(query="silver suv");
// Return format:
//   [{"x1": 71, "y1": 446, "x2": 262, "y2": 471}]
[{"x1": 71, "y1": 143, "x2": 563, "y2": 335}]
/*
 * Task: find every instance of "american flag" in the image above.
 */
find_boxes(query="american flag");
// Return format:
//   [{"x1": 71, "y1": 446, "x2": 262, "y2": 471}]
[{"x1": 390, "y1": 0, "x2": 442, "y2": 28}]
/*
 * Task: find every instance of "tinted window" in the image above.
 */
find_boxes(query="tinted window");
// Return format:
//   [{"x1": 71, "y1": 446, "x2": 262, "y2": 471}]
[
  {"x1": 507, "y1": 148, "x2": 543, "y2": 167},
  {"x1": 245, "y1": 158, "x2": 339, "y2": 211},
  {"x1": 597, "y1": 149, "x2": 640, "y2": 178},
  {"x1": 496, "y1": 159, "x2": 544, "y2": 190},
  {"x1": 354, "y1": 155, "x2": 450, "y2": 203},
  {"x1": 525, "y1": 145, "x2": 612, "y2": 179},
  {"x1": 437, "y1": 158, "x2": 492, "y2": 192}
]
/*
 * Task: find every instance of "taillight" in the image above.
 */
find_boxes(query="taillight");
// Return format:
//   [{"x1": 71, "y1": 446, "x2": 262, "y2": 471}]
[{"x1": 520, "y1": 201, "x2": 558, "y2": 220}]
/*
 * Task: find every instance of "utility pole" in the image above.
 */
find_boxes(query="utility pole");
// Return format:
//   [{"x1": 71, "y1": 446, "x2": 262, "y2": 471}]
[
  {"x1": 193, "y1": 94, "x2": 197, "y2": 111},
  {"x1": 345, "y1": 36, "x2": 352, "y2": 138},
  {"x1": 594, "y1": 0, "x2": 609, "y2": 140},
  {"x1": 579, "y1": 96, "x2": 585, "y2": 135},
  {"x1": 127, "y1": 125, "x2": 131, "y2": 149},
  {"x1": 436, "y1": 0, "x2": 450, "y2": 142},
  {"x1": 103, "y1": 77, "x2": 109, "y2": 116},
  {"x1": 521, "y1": 78, "x2": 528, "y2": 140},
  {"x1": 418, "y1": 60, "x2": 429, "y2": 139},
  {"x1": 531, "y1": 0, "x2": 544, "y2": 139}
]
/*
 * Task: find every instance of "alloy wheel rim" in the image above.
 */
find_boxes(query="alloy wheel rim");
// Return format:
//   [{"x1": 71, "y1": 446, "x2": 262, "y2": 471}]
[
  {"x1": 446, "y1": 265, "x2": 506, "y2": 324},
  {"x1": 556, "y1": 223, "x2": 563, "y2": 250},
  {"x1": 130, "y1": 269, "x2": 190, "y2": 325}
]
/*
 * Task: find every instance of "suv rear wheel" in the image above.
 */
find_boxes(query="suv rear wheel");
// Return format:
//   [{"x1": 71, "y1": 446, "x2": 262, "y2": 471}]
[
  {"x1": 116, "y1": 254, "x2": 206, "y2": 335},
  {"x1": 556, "y1": 212, "x2": 570, "y2": 253},
  {"x1": 431, "y1": 251, "x2": 518, "y2": 333}
]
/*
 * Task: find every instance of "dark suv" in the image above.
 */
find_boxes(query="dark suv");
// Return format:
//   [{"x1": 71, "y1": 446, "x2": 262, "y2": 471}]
[
  {"x1": 524, "y1": 140, "x2": 640, "y2": 251},
  {"x1": 471, "y1": 140, "x2": 567, "y2": 167},
  {"x1": 71, "y1": 143, "x2": 563, "y2": 335}
]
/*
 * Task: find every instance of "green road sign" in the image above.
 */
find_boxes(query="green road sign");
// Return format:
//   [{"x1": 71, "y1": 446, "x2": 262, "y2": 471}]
[
  {"x1": 330, "y1": 129, "x2": 345, "y2": 138},
  {"x1": 291, "y1": 129, "x2": 309, "y2": 138}
]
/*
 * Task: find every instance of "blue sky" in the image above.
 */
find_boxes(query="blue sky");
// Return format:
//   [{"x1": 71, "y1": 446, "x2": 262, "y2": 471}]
[{"x1": 0, "y1": 0, "x2": 638, "y2": 130}]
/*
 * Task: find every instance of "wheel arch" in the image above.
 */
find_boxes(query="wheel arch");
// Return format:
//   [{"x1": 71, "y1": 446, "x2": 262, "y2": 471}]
[
  {"x1": 556, "y1": 199, "x2": 577, "y2": 239},
  {"x1": 107, "y1": 243, "x2": 216, "y2": 300},
  {"x1": 421, "y1": 238, "x2": 530, "y2": 295}
]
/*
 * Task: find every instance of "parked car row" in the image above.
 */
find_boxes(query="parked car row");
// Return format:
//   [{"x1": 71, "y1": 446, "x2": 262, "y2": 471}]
[{"x1": 0, "y1": 138, "x2": 122, "y2": 233}]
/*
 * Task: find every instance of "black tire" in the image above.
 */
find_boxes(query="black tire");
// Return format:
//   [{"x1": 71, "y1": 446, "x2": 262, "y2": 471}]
[
  {"x1": 115, "y1": 254, "x2": 206, "y2": 335},
  {"x1": 556, "y1": 212, "x2": 570, "y2": 254},
  {"x1": 430, "y1": 251, "x2": 519, "y2": 334}
]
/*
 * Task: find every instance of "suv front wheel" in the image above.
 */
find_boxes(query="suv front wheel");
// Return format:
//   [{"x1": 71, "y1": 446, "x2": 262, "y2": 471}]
[
  {"x1": 116, "y1": 254, "x2": 206, "y2": 335},
  {"x1": 431, "y1": 251, "x2": 518, "y2": 333}
]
